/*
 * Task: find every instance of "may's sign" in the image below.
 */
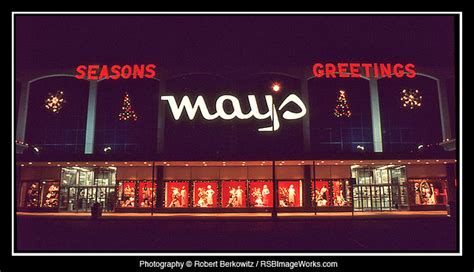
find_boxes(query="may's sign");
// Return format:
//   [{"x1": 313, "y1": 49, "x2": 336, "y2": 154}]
[{"x1": 161, "y1": 94, "x2": 307, "y2": 132}]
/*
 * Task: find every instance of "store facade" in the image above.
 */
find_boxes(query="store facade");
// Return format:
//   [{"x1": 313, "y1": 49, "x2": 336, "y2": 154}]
[
  {"x1": 15, "y1": 65, "x2": 457, "y2": 214},
  {"x1": 16, "y1": 159, "x2": 456, "y2": 213}
]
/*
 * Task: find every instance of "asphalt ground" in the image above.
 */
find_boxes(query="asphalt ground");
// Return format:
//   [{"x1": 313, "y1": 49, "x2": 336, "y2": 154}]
[{"x1": 15, "y1": 213, "x2": 457, "y2": 253}]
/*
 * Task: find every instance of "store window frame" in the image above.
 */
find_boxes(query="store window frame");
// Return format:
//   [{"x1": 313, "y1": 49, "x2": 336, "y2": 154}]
[
  {"x1": 221, "y1": 180, "x2": 248, "y2": 208},
  {"x1": 19, "y1": 179, "x2": 60, "y2": 210},
  {"x1": 407, "y1": 177, "x2": 448, "y2": 209},
  {"x1": 162, "y1": 180, "x2": 192, "y2": 208},
  {"x1": 311, "y1": 179, "x2": 353, "y2": 209},
  {"x1": 278, "y1": 179, "x2": 304, "y2": 208},
  {"x1": 116, "y1": 180, "x2": 156, "y2": 209}
]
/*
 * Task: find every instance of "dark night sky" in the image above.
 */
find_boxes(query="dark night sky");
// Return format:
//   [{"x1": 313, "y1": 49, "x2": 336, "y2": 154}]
[{"x1": 15, "y1": 15, "x2": 456, "y2": 70}]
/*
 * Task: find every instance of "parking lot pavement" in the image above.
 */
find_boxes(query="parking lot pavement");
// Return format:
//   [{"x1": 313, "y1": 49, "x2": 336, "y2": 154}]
[{"x1": 15, "y1": 215, "x2": 457, "y2": 252}]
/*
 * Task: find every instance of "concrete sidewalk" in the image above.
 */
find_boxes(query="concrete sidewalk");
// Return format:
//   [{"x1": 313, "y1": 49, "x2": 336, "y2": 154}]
[{"x1": 16, "y1": 210, "x2": 449, "y2": 220}]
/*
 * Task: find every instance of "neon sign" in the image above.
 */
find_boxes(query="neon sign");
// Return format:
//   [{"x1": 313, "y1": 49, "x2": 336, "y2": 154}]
[
  {"x1": 161, "y1": 94, "x2": 307, "y2": 132},
  {"x1": 75, "y1": 64, "x2": 156, "y2": 80},
  {"x1": 312, "y1": 63, "x2": 416, "y2": 78}
]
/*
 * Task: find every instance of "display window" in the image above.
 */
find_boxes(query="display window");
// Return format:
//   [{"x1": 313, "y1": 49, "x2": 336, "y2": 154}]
[
  {"x1": 164, "y1": 181, "x2": 189, "y2": 208},
  {"x1": 117, "y1": 181, "x2": 136, "y2": 207},
  {"x1": 331, "y1": 180, "x2": 351, "y2": 206},
  {"x1": 193, "y1": 181, "x2": 218, "y2": 207},
  {"x1": 20, "y1": 181, "x2": 60, "y2": 208},
  {"x1": 313, "y1": 180, "x2": 329, "y2": 206},
  {"x1": 410, "y1": 178, "x2": 448, "y2": 205},
  {"x1": 249, "y1": 180, "x2": 273, "y2": 207},
  {"x1": 40, "y1": 181, "x2": 60, "y2": 207},
  {"x1": 138, "y1": 181, "x2": 155, "y2": 208},
  {"x1": 312, "y1": 179, "x2": 351, "y2": 207},
  {"x1": 221, "y1": 181, "x2": 247, "y2": 208},
  {"x1": 278, "y1": 181, "x2": 302, "y2": 207},
  {"x1": 20, "y1": 181, "x2": 40, "y2": 208}
]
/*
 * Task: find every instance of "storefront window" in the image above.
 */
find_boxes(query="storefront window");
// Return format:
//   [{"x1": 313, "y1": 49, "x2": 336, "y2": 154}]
[
  {"x1": 374, "y1": 168, "x2": 390, "y2": 184},
  {"x1": 278, "y1": 181, "x2": 302, "y2": 207},
  {"x1": 78, "y1": 169, "x2": 94, "y2": 186},
  {"x1": 312, "y1": 179, "x2": 351, "y2": 207},
  {"x1": 20, "y1": 181, "x2": 40, "y2": 207},
  {"x1": 221, "y1": 180, "x2": 246, "y2": 208},
  {"x1": 164, "y1": 181, "x2": 189, "y2": 208},
  {"x1": 61, "y1": 168, "x2": 78, "y2": 186},
  {"x1": 409, "y1": 178, "x2": 448, "y2": 205},
  {"x1": 193, "y1": 181, "x2": 217, "y2": 207},
  {"x1": 332, "y1": 180, "x2": 351, "y2": 206},
  {"x1": 96, "y1": 169, "x2": 116, "y2": 186},
  {"x1": 313, "y1": 180, "x2": 329, "y2": 206},
  {"x1": 40, "y1": 181, "x2": 60, "y2": 207},
  {"x1": 117, "y1": 181, "x2": 136, "y2": 207},
  {"x1": 138, "y1": 181, "x2": 155, "y2": 207},
  {"x1": 390, "y1": 168, "x2": 407, "y2": 184},
  {"x1": 116, "y1": 180, "x2": 155, "y2": 208},
  {"x1": 249, "y1": 180, "x2": 273, "y2": 207},
  {"x1": 20, "y1": 181, "x2": 60, "y2": 208}
]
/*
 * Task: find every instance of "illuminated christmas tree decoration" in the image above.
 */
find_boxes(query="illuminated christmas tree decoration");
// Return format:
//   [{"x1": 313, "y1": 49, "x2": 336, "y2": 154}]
[
  {"x1": 118, "y1": 92, "x2": 138, "y2": 121},
  {"x1": 401, "y1": 89, "x2": 422, "y2": 109},
  {"x1": 334, "y1": 90, "x2": 352, "y2": 118},
  {"x1": 44, "y1": 91, "x2": 66, "y2": 113}
]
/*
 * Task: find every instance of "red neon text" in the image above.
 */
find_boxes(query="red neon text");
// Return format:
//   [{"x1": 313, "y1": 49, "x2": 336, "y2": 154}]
[
  {"x1": 312, "y1": 63, "x2": 416, "y2": 79},
  {"x1": 75, "y1": 64, "x2": 156, "y2": 80}
]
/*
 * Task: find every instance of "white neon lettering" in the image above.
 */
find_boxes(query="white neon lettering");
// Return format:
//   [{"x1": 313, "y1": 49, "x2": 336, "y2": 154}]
[
  {"x1": 278, "y1": 94, "x2": 307, "y2": 120},
  {"x1": 160, "y1": 96, "x2": 219, "y2": 120},
  {"x1": 215, "y1": 95, "x2": 253, "y2": 120},
  {"x1": 161, "y1": 94, "x2": 307, "y2": 132}
]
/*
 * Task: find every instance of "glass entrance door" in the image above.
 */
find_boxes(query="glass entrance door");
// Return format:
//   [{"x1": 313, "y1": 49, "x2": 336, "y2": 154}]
[
  {"x1": 97, "y1": 187, "x2": 116, "y2": 212},
  {"x1": 60, "y1": 167, "x2": 116, "y2": 212},
  {"x1": 372, "y1": 185, "x2": 391, "y2": 211},
  {"x1": 352, "y1": 165, "x2": 409, "y2": 212},
  {"x1": 72, "y1": 187, "x2": 96, "y2": 212},
  {"x1": 354, "y1": 185, "x2": 372, "y2": 211},
  {"x1": 354, "y1": 185, "x2": 393, "y2": 211},
  {"x1": 66, "y1": 186, "x2": 115, "y2": 212}
]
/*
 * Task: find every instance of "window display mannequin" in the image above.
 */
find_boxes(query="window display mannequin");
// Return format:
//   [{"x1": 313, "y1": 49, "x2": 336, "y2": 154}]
[
  {"x1": 226, "y1": 187, "x2": 237, "y2": 207},
  {"x1": 25, "y1": 183, "x2": 39, "y2": 207},
  {"x1": 122, "y1": 184, "x2": 136, "y2": 207},
  {"x1": 196, "y1": 187, "x2": 206, "y2": 207},
  {"x1": 262, "y1": 184, "x2": 270, "y2": 206},
  {"x1": 180, "y1": 186, "x2": 187, "y2": 207},
  {"x1": 251, "y1": 187, "x2": 264, "y2": 207},
  {"x1": 414, "y1": 183, "x2": 421, "y2": 205},
  {"x1": 236, "y1": 186, "x2": 244, "y2": 207},
  {"x1": 205, "y1": 185, "x2": 215, "y2": 206},
  {"x1": 336, "y1": 190, "x2": 346, "y2": 206},
  {"x1": 334, "y1": 182, "x2": 347, "y2": 206},
  {"x1": 316, "y1": 185, "x2": 328, "y2": 206},
  {"x1": 288, "y1": 184, "x2": 296, "y2": 207},
  {"x1": 313, "y1": 188, "x2": 320, "y2": 205},
  {"x1": 279, "y1": 187, "x2": 289, "y2": 207},
  {"x1": 169, "y1": 186, "x2": 181, "y2": 207},
  {"x1": 142, "y1": 185, "x2": 151, "y2": 200},
  {"x1": 43, "y1": 184, "x2": 59, "y2": 207},
  {"x1": 429, "y1": 184, "x2": 436, "y2": 204}
]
